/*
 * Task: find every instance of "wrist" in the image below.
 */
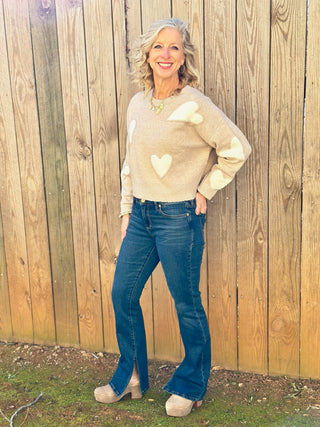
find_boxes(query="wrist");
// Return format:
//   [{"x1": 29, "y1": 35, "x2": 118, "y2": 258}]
[{"x1": 119, "y1": 211, "x2": 131, "y2": 218}]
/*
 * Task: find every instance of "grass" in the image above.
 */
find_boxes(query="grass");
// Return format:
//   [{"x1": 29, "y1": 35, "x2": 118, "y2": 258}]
[{"x1": 0, "y1": 343, "x2": 319, "y2": 426}]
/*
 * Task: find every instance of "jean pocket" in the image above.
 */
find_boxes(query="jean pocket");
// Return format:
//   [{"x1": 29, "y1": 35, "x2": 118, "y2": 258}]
[{"x1": 157, "y1": 202, "x2": 190, "y2": 219}]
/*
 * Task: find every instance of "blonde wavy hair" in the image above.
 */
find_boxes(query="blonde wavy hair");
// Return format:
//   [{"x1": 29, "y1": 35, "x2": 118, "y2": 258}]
[{"x1": 130, "y1": 18, "x2": 199, "y2": 95}]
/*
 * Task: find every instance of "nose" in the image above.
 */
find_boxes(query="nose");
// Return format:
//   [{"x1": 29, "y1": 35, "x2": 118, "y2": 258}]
[{"x1": 161, "y1": 47, "x2": 170, "y2": 59}]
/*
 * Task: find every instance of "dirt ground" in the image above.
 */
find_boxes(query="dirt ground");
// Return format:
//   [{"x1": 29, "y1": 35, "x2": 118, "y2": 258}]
[{"x1": 1, "y1": 341, "x2": 320, "y2": 426}]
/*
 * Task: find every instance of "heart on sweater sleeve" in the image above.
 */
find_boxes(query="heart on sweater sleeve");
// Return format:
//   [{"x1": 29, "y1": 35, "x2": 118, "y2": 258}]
[
  {"x1": 217, "y1": 136, "x2": 245, "y2": 161},
  {"x1": 210, "y1": 170, "x2": 233, "y2": 190},
  {"x1": 128, "y1": 120, "x2": 136, "y2": 144}
]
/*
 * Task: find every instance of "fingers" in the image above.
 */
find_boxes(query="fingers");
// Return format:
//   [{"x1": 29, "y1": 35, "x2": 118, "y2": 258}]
[
  {"x1": 195, "y1": 192, "x2": 207, "y2": 215},
  {"x1": 121, "y1": 214, "x2": 130, "y2": 240}
]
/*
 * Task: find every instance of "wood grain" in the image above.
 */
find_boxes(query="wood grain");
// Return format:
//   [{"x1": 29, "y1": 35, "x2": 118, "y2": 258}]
[
  {"x1": 3, "y1": 0, "x2": 55, "y2": 344},
  {"x1": 0, "y1": 0, "x2": 32, "y2": 341},
  {"x1": 28, "y1": 0, "x2": 79, "y2": 346},
  {"x1": 204, "y1": 0, "x2": 237, "y2": 370},
  {"x1": 0, "y1": 2, "x2": 12, "y2": 341},
  {"x1": 237, "y1": 0, "x2": 270, "y2": 374},
  {"x1": 141, "y1": 0, "x2": 171, "y2": 31},
  {"x1": 112, "y1": 0, "x2": 141, "y2": 163},
  {"x1": 55, "y1": 0, "x2": 103, "y2": 350},
  {"x1": 300, "y1": 0, "x2": 320, "y2": 379},
  {"x1": 268, "y1": 0, "x2": 306, "y2": 377},
  {"x1": 83, "y1": 0, "x2": 122, "y2": 353},
  {"x1": 0, "y1": 209, "x2": 12, "y2": 339}
]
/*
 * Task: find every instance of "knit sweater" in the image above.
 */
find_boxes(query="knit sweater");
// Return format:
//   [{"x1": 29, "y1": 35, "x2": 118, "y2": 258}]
[{"x1": 120, "y1": 85, "x2": 251, "y2": 216}]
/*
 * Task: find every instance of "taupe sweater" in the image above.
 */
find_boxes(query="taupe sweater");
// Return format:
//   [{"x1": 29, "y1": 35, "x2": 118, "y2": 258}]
[{"x1": 120, "y1": 85, "x2": 251, "y2": 216}]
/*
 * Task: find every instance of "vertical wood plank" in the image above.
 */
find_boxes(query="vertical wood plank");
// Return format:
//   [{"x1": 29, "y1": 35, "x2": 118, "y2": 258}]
[
  {"x1": 301, "y1": 0, "x2": 320, "y2": 379},
  {"x1": 0, "y1": 0, "x2": 31, "y2": 341},
  {"x1": 83, "y1": 0, "x2": 122, "y2": 353},
  {"x1": 28, "y1": 0, "x2": 79, "y2": 346},
  {"x1": 113, "y1": 0, "x2": 141, "y2": 163},
  {"x1": 0, "y1": 209, "x2": 12, "y2": 339},
  {"x1": 268, "y1": 0, "x2": 306, "y2": 377},
  {"x1": 141, "y1": 0, "x2": 171, "y2": 30},
  {"x1": 55, "y1": 0, "x2": 103, "y2": 350},
  {"x1": 204, "y1": 0, "x2": 238, "y2": 370},
  {"x1": 172, "y1": 0, "x2": 204, "y2": 90},
  {"x1": 112, "y1": 0, "x2": 156, "y2": 357},
  {"x1": 237, "y1": 0, "x2": 270, "y2": 374},
  {"x1": 0, "y1": 1, "x2": 13, "y2": 341},
  {"x1": 3, "y1": 0, "x2": 55, "y2": 345}
]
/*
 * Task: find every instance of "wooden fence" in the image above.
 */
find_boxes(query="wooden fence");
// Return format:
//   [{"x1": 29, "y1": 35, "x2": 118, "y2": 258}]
[{"x1": 0, "y1": 0, "x2": 319, "y2": 379}]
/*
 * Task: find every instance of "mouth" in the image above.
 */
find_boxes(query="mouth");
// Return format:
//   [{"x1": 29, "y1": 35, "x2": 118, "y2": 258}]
[{"x1": 157, "y1": 62, "x2": 173, "y2": 69}]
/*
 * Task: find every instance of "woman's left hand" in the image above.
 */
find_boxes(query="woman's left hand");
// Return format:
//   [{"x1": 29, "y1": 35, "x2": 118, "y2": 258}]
[{"x1": 195, "y1": 192, "x2": 207, "y2": 215}]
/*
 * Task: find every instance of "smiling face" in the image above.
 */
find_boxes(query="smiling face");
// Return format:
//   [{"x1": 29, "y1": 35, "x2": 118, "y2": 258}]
[{"x1": 147, "y1": 28, "x2": 185, "y2": 88}]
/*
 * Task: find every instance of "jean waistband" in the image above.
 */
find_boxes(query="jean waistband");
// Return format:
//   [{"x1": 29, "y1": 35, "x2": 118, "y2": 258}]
[{"x1": 133, "y1": 197, "x2": 196, "y2": 208}]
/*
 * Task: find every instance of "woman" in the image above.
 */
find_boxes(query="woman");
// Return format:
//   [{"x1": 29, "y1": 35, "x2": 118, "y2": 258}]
[{"x1": 94, "y1": 18, "x2": 251, "y2": 417}]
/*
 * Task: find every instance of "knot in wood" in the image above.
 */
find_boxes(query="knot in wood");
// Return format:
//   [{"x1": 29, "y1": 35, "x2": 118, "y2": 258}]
[
  {"x1": 82, "y1": 145, "x2": 92, "y2": 158},
  {"x1": 271, "y1": 317, "x2": 285, "y2": 332},
  {"x1": 77, "y1": 138, "x2": 92, "y2": 159},
  {"x1": 69, "y1": 0, "x2": 82, "y2": 8},
  {"x1": 39, "y1": 0, "x2": 52, "y2": 18},
  {"x1": 41, "y1": 0, "x2": 51, "y2": 10}
]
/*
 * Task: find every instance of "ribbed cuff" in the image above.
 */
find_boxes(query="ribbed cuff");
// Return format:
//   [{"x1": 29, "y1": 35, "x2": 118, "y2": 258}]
[{"x1": 119, "y1": 211, "x2": 132, "y2": 218}]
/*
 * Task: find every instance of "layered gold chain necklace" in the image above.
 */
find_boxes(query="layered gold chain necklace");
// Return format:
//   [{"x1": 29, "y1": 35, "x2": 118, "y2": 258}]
[
  {"x1": 149, "y1": 88, "x2": 177, "y2": 115},
  {"x1": 149, "y1": 97, "x2": 164, "y2": 114}
]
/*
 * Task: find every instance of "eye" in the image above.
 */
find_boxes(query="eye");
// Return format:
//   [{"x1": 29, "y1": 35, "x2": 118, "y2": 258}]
[
  {"x1": 153, "y1": 44, "x2": 162, "y2": 49},
  {"x1": 171, "y1": 46, "x2": 179, "y2": 50}
]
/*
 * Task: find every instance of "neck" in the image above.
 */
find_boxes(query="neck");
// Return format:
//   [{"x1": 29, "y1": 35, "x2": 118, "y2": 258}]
[{"x1": 153, "y1": 76, "x2": 180, "y2": 99}]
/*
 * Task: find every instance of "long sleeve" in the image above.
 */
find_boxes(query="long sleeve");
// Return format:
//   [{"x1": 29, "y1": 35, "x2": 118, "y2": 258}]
[
  {"x1": 119, "y1": 147, "x2": 133, "y2": 216},
  {"x1": 196, "y1": 98, "x2": 251, "y2": 200}
]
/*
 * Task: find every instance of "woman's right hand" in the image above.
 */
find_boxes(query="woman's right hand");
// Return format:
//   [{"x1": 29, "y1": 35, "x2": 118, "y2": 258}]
[{"x1": 121, "y1": 214, "x2": 131, "y2": 240}]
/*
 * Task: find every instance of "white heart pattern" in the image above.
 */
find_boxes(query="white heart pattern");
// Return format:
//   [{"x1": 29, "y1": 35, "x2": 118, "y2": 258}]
[
  {"x1": 128, "y1": 120, "x2": 136, "y2": 144},
  {"x1": 168, "y1": 101, "x2": 203, "y2": 124},
  {"x1": 210, "y1": 169, "x2": 233, "y2": 190},
  {"x1": 217, "y1": 136, "x2": 245, "y2": 161},
  {"x1": 121, "y1": 165, "x2": 130, "y2": 177},
  {"x1": 151, "y1": 154, "x2": 172, "y2": 178}
]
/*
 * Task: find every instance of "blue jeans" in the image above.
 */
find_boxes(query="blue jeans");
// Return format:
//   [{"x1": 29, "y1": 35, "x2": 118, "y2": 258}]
[{"x1": 109, "y1": 197, "x2": 211, "y2": 401}]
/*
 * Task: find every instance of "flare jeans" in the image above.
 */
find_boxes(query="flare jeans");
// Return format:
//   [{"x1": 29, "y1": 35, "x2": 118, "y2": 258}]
[{"x1": 109, "y1": 197, "x2": 211, "y2": 401}]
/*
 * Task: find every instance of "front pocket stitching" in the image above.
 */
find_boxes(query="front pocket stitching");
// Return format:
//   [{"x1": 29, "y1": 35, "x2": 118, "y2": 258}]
[{"x1": 158, "y1": 205, "x2": 189, "y2": 218}]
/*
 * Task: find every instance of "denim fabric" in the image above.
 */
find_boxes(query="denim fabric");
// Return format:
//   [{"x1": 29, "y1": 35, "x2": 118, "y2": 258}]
[{"x1": 109, "y1": 197, "x2": 211, "y2": 401}]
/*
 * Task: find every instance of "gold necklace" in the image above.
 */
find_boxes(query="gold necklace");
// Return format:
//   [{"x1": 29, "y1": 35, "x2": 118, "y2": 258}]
[
  {"x1": 149, "y1": 89, "x2": 176, "y2": 114},
  {"x1": 149, "y1": 97, "x2": 164, "y2": 114}
]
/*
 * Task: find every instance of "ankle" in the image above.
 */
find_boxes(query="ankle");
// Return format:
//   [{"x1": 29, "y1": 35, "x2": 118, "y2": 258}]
[
  {"x1": 129, "y1": 374, "x2": 139, "y2": 386},
  {"x1": 130, "y1": 364, "x2": 139, "y2": 385}
]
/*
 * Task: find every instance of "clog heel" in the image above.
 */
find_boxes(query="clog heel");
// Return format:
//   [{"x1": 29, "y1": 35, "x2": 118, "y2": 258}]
[
  {"x1": 94, "y1": 382, "x2": 142, "y2": 404},
  {"x1": 165, "y1": 394, "x2": 202, "y2": 417}
]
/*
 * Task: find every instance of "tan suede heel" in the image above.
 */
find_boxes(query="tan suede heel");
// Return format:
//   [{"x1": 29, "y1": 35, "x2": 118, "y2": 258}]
[
  {"x1": 94, "y1": 382, "x2": 142, "y2": 403},
  {"x1": 165, "y1": 394, "x2": 202, "y2": 417}
]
